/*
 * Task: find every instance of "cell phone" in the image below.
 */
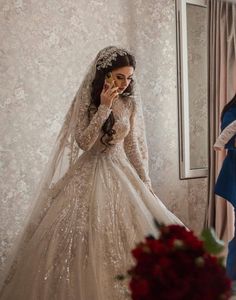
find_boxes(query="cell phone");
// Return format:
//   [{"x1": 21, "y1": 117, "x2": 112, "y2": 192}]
[{"x1": 105, "y1": 72, "x2": 116, "y2": 87}]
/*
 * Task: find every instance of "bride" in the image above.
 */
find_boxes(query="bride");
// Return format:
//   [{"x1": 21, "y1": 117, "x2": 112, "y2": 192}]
[{"x1": 0, "y1": 46, "x2": 183, "y2": 300}]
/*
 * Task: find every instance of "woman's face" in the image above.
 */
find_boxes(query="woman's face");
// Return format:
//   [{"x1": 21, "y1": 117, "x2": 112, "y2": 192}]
[{"x1": 111, "y1": 66, "x2": 134, "y2": 94}]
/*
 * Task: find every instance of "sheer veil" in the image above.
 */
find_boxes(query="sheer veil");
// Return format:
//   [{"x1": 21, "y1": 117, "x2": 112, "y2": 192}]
[{"x1": 0, "y1": 46, "x2": 150, "y2": 290}]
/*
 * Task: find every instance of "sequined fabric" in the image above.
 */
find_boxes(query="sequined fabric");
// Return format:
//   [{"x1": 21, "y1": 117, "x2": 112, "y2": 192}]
[
  {"x1": 0, "y1": 96, "x2": 183, "y2": 300},
  {"x1": 96, "y1": 46, "x2": 129, "y2": 70}
]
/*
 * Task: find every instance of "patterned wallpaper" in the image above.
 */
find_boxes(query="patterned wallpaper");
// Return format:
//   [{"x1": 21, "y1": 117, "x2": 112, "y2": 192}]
[{"x1": 0, "y1": 0, "x2": 207, "y2": 272}]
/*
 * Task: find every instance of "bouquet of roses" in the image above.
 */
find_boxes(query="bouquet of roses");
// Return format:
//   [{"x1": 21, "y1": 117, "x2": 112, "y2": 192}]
[{"x1": 125, "y1": 221, "x2": 231, "y2": 300}]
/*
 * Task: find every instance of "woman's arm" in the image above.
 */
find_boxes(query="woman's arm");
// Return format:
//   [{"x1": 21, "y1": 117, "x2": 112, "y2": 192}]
[
  {"x1": 75, "y1": 82, "x2": 118, "y2": 151},
  {"x1": 214, "y1": 120, "x2": 236, "y2": 149},
  {"x1": 75, "y1": 102, "x2": 111, "y2": 151}
]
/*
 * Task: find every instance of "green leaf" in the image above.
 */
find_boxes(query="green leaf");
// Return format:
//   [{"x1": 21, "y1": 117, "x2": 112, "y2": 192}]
[
  {"x1": 200, "y1": 228, "x2": 225, "y2": 255},
  {"x1": 217, "y1": 256, "x2": 226, "y2": 267}
]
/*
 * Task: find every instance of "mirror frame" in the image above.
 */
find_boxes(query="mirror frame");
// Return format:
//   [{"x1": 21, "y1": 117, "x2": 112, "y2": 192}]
[{"x1": 176, "y1": 0, "x2": 208, "y2": 179}]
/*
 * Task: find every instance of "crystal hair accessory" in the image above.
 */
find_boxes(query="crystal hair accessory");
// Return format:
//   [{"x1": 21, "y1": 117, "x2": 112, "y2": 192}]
[{"x1": 96, "y1": 46, "x2": 129, "y2": 70}]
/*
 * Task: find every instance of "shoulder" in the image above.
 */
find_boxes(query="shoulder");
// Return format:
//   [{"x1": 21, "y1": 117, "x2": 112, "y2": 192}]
[
  {"x1": 223, "y1": 109, "x2": 236, "y2": 122},
  {"x1": 226, "y1": 104, "x2": 236, "y2": 113},
  {"x1": 222, "y1": 109, "x2": 236, "y2": 129},
  {"x1": 223, "y1": 106, "x2": 236, "y2": 119}
]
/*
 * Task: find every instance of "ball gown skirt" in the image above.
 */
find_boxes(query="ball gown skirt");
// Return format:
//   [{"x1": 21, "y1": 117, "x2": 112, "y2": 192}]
[{"x1": 0, "y1": 145, "x2": 183, "y2": 300}]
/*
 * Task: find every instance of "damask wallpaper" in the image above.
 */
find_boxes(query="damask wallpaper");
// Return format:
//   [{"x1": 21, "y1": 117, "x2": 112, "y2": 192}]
[{"x1": 0, "y1": 0, "x2": 207, "y2": 273}]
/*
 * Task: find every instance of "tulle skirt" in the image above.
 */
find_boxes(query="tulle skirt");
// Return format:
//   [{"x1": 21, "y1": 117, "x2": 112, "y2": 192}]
[{"x1": 0, "y1": 150, "x2": 183, "y2": 300}]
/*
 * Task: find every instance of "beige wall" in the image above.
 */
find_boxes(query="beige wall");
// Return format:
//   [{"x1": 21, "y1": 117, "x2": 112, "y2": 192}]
[{"x1": 0, "y1": 0, "x2": 207, "y2": 271}]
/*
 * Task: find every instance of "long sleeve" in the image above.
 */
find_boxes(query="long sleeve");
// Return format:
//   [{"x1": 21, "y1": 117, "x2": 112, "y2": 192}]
[
  {"x1": 75, "y1": 102, "x2": 112, "y2": 151},
  {"x1": 124, "y1": 101, "x2": 152, "y2": 189},
  {"x1": 214, "y1": 120, "x2": 236, "y2": 148}
]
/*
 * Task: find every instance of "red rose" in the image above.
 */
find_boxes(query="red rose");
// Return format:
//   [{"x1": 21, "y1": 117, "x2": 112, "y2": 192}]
[
  {"x1": 127, "y1": 224, "x2": 231, "y2": 300},
  {"x1": 129, "y1": 278, "x2": 150, "y2": 299}
]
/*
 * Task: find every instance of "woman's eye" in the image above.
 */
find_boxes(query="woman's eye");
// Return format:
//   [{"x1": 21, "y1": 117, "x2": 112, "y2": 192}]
[{"x1": 116, "y1": 76, "x2": 133, "y2": 81}]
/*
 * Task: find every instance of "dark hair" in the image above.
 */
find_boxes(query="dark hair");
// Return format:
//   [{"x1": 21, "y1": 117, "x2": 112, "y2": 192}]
[
  {"x1": 90, "y1": 52, "x2": 136, "y2": 148},
  {"x1": 221, "y1": 93, "x2": 236, "y2": 121}
]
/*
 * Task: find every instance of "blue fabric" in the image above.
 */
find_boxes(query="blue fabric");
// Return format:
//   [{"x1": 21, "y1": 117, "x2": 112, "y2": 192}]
[
  {"x1": 227, "y1": 239, "x2": 236, "y2": 280},
  {"x1": 215, "y1": 105, "x2": 236, "y2": 206},
  {"x1": 226, "y1": 209, "x2": 236, "y2": 280},
  {"x1": 221, "y1": 106, "x2": 236, "y2": 150},
  {"x1": 215, "y1": 150, "x2": 236, "y2": 205},
  {"x1": 215, "y1": 105, "x2": 236, "y2": 282}
]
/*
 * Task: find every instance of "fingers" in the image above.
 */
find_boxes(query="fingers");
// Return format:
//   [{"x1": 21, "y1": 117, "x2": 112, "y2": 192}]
[
  {"x1": 100, "y1": 80, "x2": 118, "y2": 107},
  {"x1": 103, "y1": 85, "x2": 118, "y2": 96},
  {"x1": 110, "y1": 87, "x2": 119, "y2": 94},
  {"x1": 103, "y1": 82, "x2": 109, "y2": 91},
  {"x1": 110, "y1": 90, "x2": 119, "y2": 101},
  {"x1": 103, "y1": 80, "x2": 116, "y2": 91}
]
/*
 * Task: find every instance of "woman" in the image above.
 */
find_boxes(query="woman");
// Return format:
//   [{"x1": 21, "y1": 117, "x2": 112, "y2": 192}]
[
  {"x1": 0, "y1": 46, "x2": 183, "y2": 300},
  {"x1": 214, "y1": 94, "x2": 236, "y2": 206},
  {"x1": 214, "y1": 93, "x2": 236, "y2": 282}
]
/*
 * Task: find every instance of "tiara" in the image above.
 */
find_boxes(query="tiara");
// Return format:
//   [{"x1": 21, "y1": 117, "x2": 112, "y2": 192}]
[{"x1": 96, "y1": 46, "x2": 129, "y2": 70}]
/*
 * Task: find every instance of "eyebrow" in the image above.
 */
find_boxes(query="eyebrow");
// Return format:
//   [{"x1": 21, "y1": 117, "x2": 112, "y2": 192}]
[{"x1": 116, "y1": 73, "x2": 134, "y2": 77}]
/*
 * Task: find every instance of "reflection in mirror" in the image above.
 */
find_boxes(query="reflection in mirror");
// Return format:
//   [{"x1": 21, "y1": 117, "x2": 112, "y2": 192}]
[{"x1": 176, "y1": 0, "x2": 208, "y2": 179}]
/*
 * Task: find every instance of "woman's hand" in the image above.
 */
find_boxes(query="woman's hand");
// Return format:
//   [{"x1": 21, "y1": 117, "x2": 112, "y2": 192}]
[
  {"x1": 213, "y1": 145, "x2": 223, "y2": 151},
  {"x1": 100, "y1": 81, "x2": 119, "y2": 108}
]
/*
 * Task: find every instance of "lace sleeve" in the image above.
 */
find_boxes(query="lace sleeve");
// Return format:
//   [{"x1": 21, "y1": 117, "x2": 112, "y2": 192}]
[
  {"x1": 214, "y1": 120, "x2": 236, "y2": 148},
  {"x1": 75, "y1": 102, "x2": 112, "y2": 151},
  {"x1": 124, "y1": 100, "x2": 152, "y2": 189}
]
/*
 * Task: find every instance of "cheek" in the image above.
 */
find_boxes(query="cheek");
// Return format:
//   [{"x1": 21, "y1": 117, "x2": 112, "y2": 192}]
[
  {"x1": 114, "y1": 79, "x2": 122, "y2": 87},
  {"x1": 125, "y1": 81, "x2": 131, "y2": 89}
]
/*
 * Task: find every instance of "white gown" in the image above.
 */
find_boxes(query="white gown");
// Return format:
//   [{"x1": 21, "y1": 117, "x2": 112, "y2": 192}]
[{"x1": 0, "y1": 96, "x2": 183, "y2": 300}]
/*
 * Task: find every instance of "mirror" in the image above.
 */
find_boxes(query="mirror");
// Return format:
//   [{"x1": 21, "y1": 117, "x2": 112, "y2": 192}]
[{"x1": 176, "y1": 0, "x2": 208, "y2": 179}]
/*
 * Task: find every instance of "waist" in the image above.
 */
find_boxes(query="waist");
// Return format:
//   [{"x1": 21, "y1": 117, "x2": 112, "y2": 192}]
[
  {"x1": 87, "y1": 142, "x2": 126, "y2": 158},
  {"x1": 225, "y1": 146, "x2": 236, "y2": 151}
]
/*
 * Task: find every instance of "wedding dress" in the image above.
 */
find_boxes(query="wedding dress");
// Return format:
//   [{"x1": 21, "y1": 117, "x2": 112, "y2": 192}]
[{"x1": 0, "y1": 46, "x2": 183, "y2": 300}]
